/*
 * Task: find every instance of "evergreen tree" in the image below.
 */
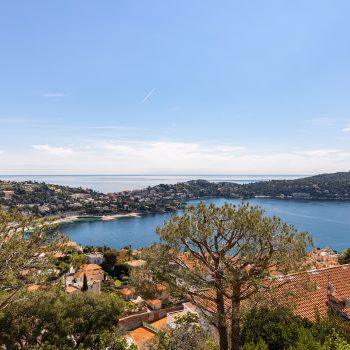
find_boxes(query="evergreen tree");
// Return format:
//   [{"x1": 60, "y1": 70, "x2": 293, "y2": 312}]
[
  {"x1": 82, "y1": 273, "x2": 88, "y2": 292},
  {"x1": 146, "y1": 203, "x2": 311, "y2": 350}
]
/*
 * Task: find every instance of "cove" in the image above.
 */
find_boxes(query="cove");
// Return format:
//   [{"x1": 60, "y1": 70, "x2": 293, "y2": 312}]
[{"x1": 61, "y1": 198, "x2": 350, "y2": 252}]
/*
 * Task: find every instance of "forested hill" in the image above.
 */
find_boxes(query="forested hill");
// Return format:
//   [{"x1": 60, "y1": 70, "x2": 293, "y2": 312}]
[
  {"x1": 1, "y1": 171, "x2": 350, "y2": 216},
  {"x1": 244, "y1": 171, "x2": 350, "y2": 199}
]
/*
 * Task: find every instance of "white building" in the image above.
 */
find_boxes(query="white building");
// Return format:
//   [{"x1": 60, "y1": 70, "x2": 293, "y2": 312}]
[{"x1": 84, "y1": 252, "x2": 105, "y2": 265}]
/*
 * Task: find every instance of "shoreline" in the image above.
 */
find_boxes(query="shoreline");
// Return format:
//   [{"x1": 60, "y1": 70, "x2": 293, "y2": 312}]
[{"x1": 53, "y1": 212, "x2": 141, "y2": 225}]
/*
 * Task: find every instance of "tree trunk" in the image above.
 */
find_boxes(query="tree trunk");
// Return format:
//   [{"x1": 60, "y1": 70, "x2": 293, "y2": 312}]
[
  {"x1": 231, "y1": 297, "x2": 241, "y2": 350},
  {"x1": 216, "y1": 289, "x2": 229, "y2": 350}
]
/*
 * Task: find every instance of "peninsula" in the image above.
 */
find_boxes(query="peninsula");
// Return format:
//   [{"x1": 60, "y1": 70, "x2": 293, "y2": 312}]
[{"x1": 1, "y1": 171, "x2": 350, "y2": 217}]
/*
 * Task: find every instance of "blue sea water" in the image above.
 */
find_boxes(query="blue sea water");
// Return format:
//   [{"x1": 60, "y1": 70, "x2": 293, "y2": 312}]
[
  {"x1": 2, "y1": 175, "x2": 349, "y2": 251},
  {"x1": 61, "y1": 198, "x2": 350, "y2": 252}
]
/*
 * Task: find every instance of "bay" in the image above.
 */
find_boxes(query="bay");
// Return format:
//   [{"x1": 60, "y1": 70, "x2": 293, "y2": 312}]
[{"x1": 61, "y1": 197, "x2": 350, "y2": 252}]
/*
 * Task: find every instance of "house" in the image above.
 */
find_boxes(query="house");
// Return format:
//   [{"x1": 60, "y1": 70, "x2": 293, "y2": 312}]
[
  {"x1": 84, "y1": 252, "x2": 105, "y2": 265},
  {"x1": 3, "y1": 190, "x2": 14, "y2": 199},
  {"x1": 27, "y1": 284, "x2": 48, "y2": 291},
  {"x1": 193, "y1": 265, "x2": 350, "y2": 322},
  {"x1": 62, "y1": 241, "x2": 83, "y2": 252},
  {"x1": 65, "y1": 286, "x2": 80, "y2": 294},
  {"x1": 126, "y1": 259, "x2": 146, "y2": 268},
  {"x1": 155, "y1": 283, "x2": 169, "y2": 300},
  {"x1": 120, "y1": 287, "x2": 136, "y2": 301},
  {"x1": 74, "y1": 269, "x2": 104, "y2": 284},
  {"x1": 128, "y1": 318, "x2": 168, "y2": 349},
  {"x1": 68, "y1": 263, "x2": 104, "y2": 294},
  {"x1": 309, "y1": 247, "x2": 340, "y2": 269},
  {"x1": 145, "y1": 299, "x2": 162, "y2": 310},
  {"x1": 67, "y1": 271, "x2": 102, "y2": 294}
]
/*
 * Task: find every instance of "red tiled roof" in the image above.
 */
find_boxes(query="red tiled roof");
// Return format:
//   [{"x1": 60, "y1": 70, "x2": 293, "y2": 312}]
[
  {"x1": 194, "y1": 265, "x2": 350, "y2": 322},
  {"x1": 79, "y1": 264, "x2": 102, "y2": 271},
  {"x1": 120, "y1": 287, "x2": 135, "y2": 296}
]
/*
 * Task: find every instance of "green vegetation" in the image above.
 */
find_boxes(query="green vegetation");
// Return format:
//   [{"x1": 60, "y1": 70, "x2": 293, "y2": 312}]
[
  {"x1": 339, "y1": 247, "x2": 350, "y2": 264},
  {"x1": 145, "y1": 203, "x2": 311, "y2": 350},
  {"x1": 241, "y1": 306, "x2": 350, "y2": 350},
  {"x1": 0, "y1": 208, "x2": 134, "y2": 349},
  {"x1": 0, "y1": 289, "x2": 125, "y2": 349},
  {"x1": 3, "y1": 171, "x2": 350, "y2": 218}
]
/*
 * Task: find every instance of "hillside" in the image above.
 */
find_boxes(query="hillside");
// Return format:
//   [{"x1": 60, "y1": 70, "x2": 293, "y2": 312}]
[
  {"x1": 245, "y1": 171, "x2": 350, "y2": 200},
  {"x1": 1, "y1": 171, "x2": 350, "y2": 216}
]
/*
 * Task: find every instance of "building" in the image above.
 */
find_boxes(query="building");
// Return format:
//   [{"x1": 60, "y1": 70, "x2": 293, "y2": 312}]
[
  {"x1": 64, "y1": 263, "x2": 104, "y2": 294},
  {"x1": 126, "y1": 259, "x2": 146, "y2": 268},
  {"x1": 74, "y1": 264, "x2": 104, "y2": 283},
  {"x1": 194, "y1": 264, "x2": 350, "y2": 322},
  {"x1": 120, "y1": 287, "x2": 136, "y2": 301},
  {"x1": 84, "y1": 252, "x2": 105, "y2": 265},
  {"x1": 62, "y1": 241, "x2": 83, "y2": 252},
  {"x1": 309, "y1": 247, "x2": 340, "y2": 269},
  {"x1": 145, "y1": 299, "x2": 162, "y2": 310},
  {"x1": 65, "y1": 286, "x2": 80, "y2": 294}
]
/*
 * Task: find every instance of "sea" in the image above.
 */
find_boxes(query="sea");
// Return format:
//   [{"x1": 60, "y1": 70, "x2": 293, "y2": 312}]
[{"x1": 1, "y1": 174, "x2": 350, "y2": 252}]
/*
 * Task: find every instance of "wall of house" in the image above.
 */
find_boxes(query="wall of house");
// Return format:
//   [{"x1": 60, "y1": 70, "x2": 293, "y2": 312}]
[{"x1": 119, "y1": 305, "x2": 184, "y2": 329}]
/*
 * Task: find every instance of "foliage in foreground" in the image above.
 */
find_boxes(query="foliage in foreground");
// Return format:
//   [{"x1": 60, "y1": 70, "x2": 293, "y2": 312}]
[
  {"x1": 0, "y1": 288, "x2": 126, "y2": 349},
  {"x1": 0, "y1": 208, "x2": 133, "y2": 349},
  {"x1": 146, "y1": 202, "x2": 311, "y2": 350},
  {"x1": 241, "y1": 306, "x2": 350, "y2": 350}
]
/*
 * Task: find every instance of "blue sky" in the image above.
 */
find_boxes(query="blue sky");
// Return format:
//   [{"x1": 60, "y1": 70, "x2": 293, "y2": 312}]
[{"x1": 1, "y1": 0, "x2": 350, "y2": 174}]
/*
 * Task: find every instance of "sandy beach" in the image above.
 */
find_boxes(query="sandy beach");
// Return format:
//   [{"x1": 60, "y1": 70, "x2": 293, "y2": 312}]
[{"x1": 53, "y1": 212, "x2": 141, "y2": 225}]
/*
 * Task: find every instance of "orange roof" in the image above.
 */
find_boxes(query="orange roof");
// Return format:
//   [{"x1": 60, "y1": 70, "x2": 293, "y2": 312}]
[
  {"x1": 66, "y1": 286, "x2": 80, "y2": 294},
  {"x1": 129, "y1": 327, "x2": 156, "y2": 346},
  {"x1": 146, "y1": 299, "x2": 162, "y2": 308},
  {"x1": 53, "y1": 252, "x2": 65, "y2": 259},
  {"x1": 75, "y1": 270, "x2": 103, "y2": 279},
  {"x1": 80, "y1": 264, "x2": 102, "y2": 271},
  {"x1": 27, "y1": 284, "x2": 41, "y2": 291},
  {"x1": 194, "y1": 265, "x2": 350, "y2": 322},
  {"x1": 64, "y1": 241, "x2": 80, "y2": 247},
  {"x1": 155, "y1": 283, "x2": 167, "y2": 292},
  {"x1": 120, "y1": 288, "x2": 135, "y2": 296},
  {"x1": 150, "y1": 317, "x2": 167, "y2": 330}
]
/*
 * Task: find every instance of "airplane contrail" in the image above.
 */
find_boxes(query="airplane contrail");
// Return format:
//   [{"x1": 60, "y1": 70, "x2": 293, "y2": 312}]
[{"x1": 141, "y1": 88, "x2": 155, "y2": 104}]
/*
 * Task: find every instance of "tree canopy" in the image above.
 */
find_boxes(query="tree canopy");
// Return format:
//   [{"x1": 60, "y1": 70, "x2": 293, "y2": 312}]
[{"x1": 145, "y1": 202, "x2": 312, "y2": 350}]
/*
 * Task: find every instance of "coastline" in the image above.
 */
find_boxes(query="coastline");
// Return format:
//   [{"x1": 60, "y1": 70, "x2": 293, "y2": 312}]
[{"x1": 53, "y1": 212, "x2": 141, "y2": 225}]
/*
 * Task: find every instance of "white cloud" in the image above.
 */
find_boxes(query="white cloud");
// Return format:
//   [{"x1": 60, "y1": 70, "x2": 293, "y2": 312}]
[
  {"x1": 32, "y1": 144, "x2": 76, "y2": 157},
  {"x1": 43, "y1": 92, "x2": 67, "y2": 98},
  {"x1": 1, "y1": 141, "x2": 350, "y2": 175},
  {"x1": 342, "y1": 124, "x2": 350, "y2": 132}
]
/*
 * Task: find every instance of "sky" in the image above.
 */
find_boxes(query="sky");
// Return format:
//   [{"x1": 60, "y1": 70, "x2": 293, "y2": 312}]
[{"x1": 1, "y1": 1, "x2": 350, "y2": 175}]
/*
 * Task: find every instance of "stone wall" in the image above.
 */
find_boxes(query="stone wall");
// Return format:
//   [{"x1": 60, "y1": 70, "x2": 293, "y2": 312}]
[{"x1": 119, "y1": 304, "x2": 184, "y2": 329}]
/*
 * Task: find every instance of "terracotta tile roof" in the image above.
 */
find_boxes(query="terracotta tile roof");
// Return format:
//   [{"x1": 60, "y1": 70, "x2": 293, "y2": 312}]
[
  {"x1": 155, "y1": 283, "x2": 168, "y2": 292},
  {"x1": 66, "y1": 286, "x2": 80, "y2": 294},
  {"x1": 146, "y1": 299, "x2": 162, "y2": 309},
  {"x1": 74, "y1": 270, "x2": 104, "y2": 280},
  {"x1": 126, "y1": 259, "x2": 146, "y2": 268},
  {"x1": 27, "y1": 284, "x2": 42, "y2": 291},
  {"x1": 129, "y1": 327, "x2": 156, "y2": 346},
  {"x1": 120, "y1": 287, "x2": 135, "y2": 296},
  {"x1": 194, "y1": 265, "x2": 350, "y2": 322},
  {"x1": 150, "y1": 317, "x2": 167, "y2": 330},
  {"x1": 79, "y1": 264, "x2": 102, "y2": 271}
]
